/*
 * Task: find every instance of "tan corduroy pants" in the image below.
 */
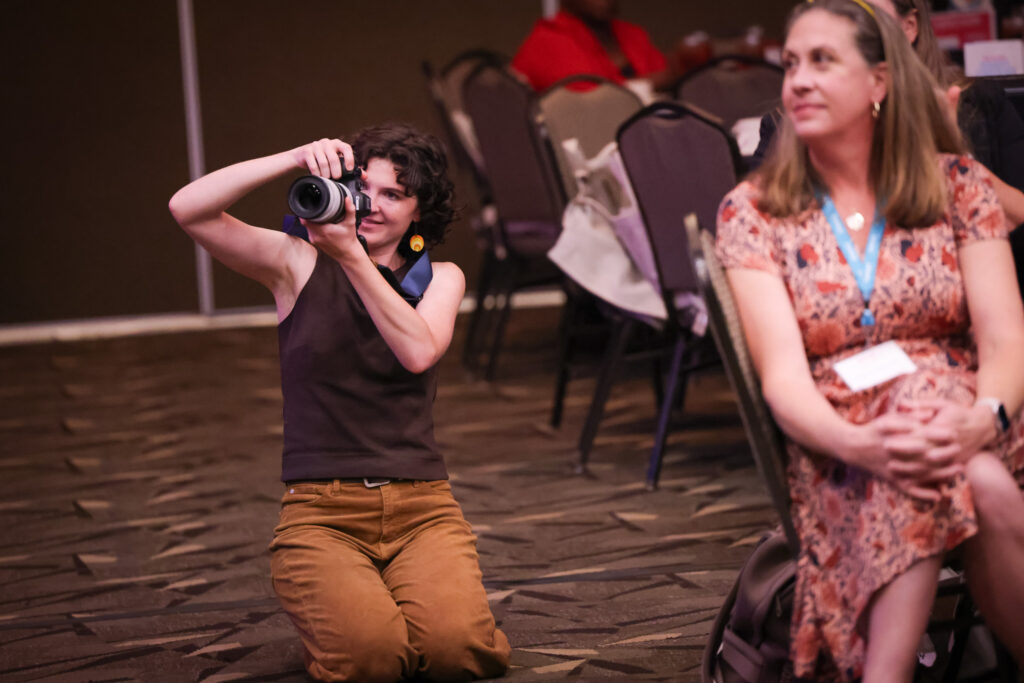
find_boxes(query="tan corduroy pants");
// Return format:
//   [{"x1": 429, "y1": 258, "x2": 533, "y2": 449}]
[{"x1": 269, "y1": 479, "x2": 510, "y2": 683}]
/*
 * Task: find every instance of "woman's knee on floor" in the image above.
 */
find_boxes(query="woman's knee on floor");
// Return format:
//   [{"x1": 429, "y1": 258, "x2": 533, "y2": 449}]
[
  {"x1": 304, "y1": 620, "x2": 414, "y2": 682},
  {"x1": 965, "y1": 452, "x2": 1024, "y2": 535},
  {"x1": 414, "y1": 621, "x2": 511, "y2": 682},
  {"x1": 307, "y1": 642, "x2": 410, "y2": 683}
]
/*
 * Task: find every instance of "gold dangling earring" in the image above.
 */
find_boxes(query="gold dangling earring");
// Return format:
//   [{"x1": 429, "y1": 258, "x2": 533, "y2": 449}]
[
  {"x1": 872, "y1": 101, "x2": 881, "y2": 119},
  {"x1": 409, "y1": 233, "x2": 424, "y2": 253}
]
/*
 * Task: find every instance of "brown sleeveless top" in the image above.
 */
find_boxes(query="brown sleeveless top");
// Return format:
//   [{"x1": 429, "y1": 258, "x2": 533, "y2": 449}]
[{"x1": 277, "y1": 250, "x2": 447, "y2": 482}]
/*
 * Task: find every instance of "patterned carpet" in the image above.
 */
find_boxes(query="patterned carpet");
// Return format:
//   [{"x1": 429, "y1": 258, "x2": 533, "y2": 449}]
[{"x1": 0, "y1": 307, "x2": 777, "y2": 682}]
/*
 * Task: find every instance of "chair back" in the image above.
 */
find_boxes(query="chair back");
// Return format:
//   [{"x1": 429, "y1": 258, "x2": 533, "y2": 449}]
[
  {"x1": 422, "y1": 50, "x2": 506, "y2": 195},
  {"x1": 537, "y1": 75, "x2": 643, "y2": 200},
  {"x1": 690, "y1": 219, "x2": 799, "y2": 551},
  {"x1": 462, "y1": 62, "x2": 566, "y2": 256},
  {"x1": 616, "y1": 102, "x2": 738, "y2": 301},
  {"x1": 674, "y1": 55, "x2": 783, "y2": 131}
]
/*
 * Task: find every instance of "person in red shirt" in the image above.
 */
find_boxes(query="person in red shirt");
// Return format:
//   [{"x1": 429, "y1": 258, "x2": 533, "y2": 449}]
[{"x1": 511, "y1": 0, "x2": 673, "y2": 93}]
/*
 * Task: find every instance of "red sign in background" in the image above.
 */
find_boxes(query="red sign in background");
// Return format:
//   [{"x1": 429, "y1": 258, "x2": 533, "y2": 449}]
[{"x1": 931, "y1": 9, "x2": 996, "y2": 49}]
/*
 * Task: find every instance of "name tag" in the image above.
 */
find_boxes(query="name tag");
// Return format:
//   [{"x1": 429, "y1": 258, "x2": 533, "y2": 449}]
[{"x1": 833, "y1": 340, "x2": 917, "y2": 392}]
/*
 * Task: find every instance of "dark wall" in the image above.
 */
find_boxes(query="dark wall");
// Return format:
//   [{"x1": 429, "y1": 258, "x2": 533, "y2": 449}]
[
  {"x1": 1, "y1": 0, "x2": 794, "y2": 325},
  {"x1": 1, "y1": 1, "x2": 196, "y2": 323}
]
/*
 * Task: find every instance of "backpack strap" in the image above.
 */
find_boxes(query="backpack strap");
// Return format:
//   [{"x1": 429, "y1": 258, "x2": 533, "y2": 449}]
[
  {"x1": 705, "y1": 530, "x2": 798, "y2": 683},
  {"x1": 702, "y1": 558, "x2": 743, "y2": 682}
]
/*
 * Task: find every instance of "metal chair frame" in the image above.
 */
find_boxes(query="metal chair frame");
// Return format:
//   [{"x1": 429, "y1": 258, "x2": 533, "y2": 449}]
[
  {"x1": 672, "y1": 54, "x2": 784, "y2": 133},
  {"x1": 571, "y1": 101, "x2": 738, "y2": 489},
  {"x1": 459, "y1": 61, "x2": 567, "y2": 380},
  {"x1": 532, "y1": 73, "x2": 647, "y2": 429}
]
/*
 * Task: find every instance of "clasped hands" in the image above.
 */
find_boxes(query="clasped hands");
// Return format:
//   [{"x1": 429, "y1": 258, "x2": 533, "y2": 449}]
[{"x1": 855, "y1": 398, "x2": 994, "y2": 502}]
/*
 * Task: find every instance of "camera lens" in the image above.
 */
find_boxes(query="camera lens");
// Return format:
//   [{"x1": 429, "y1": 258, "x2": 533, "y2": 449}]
[
  {"x1": 294, "y1": 184, "x2": 322, "y2": 212},
  {"x1": 287, "y1": 175, "x2": 347, "y2": 223}
]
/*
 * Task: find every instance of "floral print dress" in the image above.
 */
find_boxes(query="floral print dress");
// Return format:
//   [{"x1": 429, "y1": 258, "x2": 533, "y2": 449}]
[{"x1": 715, "y1": 155, "x2": 1024, "y2": 681}]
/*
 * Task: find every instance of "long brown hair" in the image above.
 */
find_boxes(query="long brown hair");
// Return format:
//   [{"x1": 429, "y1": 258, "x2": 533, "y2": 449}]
[{"x1": 756, "y1": 0, "x2": 963, "y2": 228}]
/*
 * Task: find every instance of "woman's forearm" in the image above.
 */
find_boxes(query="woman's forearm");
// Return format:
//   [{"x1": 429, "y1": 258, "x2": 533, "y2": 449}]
[
  {"x1": 975, "y1": 332, "x2": 1024, "y2": 420},
  {"x1": 762, "y1": 372, "x2": 865, "y2": 464},
  {"x1": 333, "y1": 249, "x2": 462, "y2": 374},
  {"x1": 341, "y1": 253, "x2": 437, "y2": 371},
  {"x1": 168, "y1": 150, "x2": 299, "y2": 231}
]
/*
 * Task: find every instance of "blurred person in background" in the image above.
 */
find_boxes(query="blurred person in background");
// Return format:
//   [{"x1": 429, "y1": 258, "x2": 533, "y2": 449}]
[{"x1": 511, "y1": 0, "x2": 678, "y2": 99}]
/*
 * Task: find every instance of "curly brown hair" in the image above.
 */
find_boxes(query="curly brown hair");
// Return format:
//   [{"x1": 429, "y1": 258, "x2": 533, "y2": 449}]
[{"x1": 351, "y1": 123, "x2": 457, "y2": 256}]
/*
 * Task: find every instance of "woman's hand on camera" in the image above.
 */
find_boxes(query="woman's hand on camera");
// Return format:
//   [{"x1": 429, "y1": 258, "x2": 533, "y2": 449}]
[
  {"x1": 293, "y1": 138, "x2": 355, "y2": 178},
  {"x1": 292, "y1": 138, "x2": 365, "y2": 261},
  {"x1": 301, "y1": 197, "x2": 361, "y2": 261}
]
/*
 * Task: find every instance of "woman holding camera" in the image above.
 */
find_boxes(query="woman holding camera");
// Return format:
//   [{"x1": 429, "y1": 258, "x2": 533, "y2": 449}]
[
  {"x1": 169, "y1": 124, "x2": 510, "y2": 682},
  {"x1": 717, "y1": 0, "x2": 1024, "y2": 680}
]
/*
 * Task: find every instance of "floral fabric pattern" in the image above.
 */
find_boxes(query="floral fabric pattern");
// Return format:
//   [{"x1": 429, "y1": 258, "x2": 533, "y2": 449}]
[{"x1": 715, "y1": 155, "x2": 1024, "y2": 681}]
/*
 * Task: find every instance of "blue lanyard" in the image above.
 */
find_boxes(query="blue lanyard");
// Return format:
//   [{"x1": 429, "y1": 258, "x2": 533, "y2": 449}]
[{"x1": 819, "y1": 193, "x2": 886, "y2": 329}]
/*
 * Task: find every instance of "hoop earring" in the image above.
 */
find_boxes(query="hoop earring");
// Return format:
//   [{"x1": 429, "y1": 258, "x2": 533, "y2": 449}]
[{"x1": 872, "y1": 101, "x2": 881, "y2": 119}]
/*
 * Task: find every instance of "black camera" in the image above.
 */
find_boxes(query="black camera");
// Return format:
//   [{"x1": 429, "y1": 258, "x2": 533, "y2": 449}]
[{"x1": 287, "y1": 168, "x2": 371, "y2": 226}]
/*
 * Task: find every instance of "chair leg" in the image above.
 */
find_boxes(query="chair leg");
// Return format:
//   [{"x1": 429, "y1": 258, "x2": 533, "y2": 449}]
[
  {"x1": 941, "y1": 592, "x2": 978, "y2": 683},
  {"x1": 646, "y1": 337, "x2": 688, "y2": 490},
  {"x1": 462, "y1": 250, "x2": 499, "y2": 372},
  {"x1": 476, "y1": 266, "x2": 508, "y2": 369},
  {"x1": 550, "y1": 290, "x2": 580, "y2": 429},
  {"x1": 576, "y1": 318, "x2": 634, "y2": 473},
  {"x1": 675, "y1": 364, "x2": 691, "y2": 412},
  {"x1": 484, "y1": 261, "x2": 518, "y2": 381},
  {"x1": 650, "y1": 355, "x2": 665, "y2": 414},
  {"x1": 994, "y1": 637, "x2": 1019, "y2": 681}
]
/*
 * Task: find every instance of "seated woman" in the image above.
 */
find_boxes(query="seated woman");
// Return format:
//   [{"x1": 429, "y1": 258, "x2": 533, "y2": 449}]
[
  {"x1": 717, "y1": 0, "x2": 1024, "y2": 680},
  {"x1": 168, "y1": 124, "x2": 510, "y2": 682}
]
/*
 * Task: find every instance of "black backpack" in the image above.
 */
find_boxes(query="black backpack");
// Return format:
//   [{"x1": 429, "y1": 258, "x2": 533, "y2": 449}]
[{"x1": 702, "y1": 530, "x2": 796, "y2": 683}]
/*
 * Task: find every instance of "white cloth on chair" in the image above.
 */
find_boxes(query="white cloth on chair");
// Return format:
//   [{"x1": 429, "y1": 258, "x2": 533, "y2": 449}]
[{"x1": 547, "y1": 139, "x2": 706, "y2": 334}]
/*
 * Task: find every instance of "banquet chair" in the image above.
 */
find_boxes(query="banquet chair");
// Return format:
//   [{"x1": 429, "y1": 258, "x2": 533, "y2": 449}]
[
  {"x1": 691, "y1": 222, "x2": 1018, "y2": 683},
  {"x1": 537, "y1": 74, "x2": 643, "y2": 201},
  {"x1": 535, "y1": 75, "x2": 645, "y2": 428},
  {"x1": 570, "y1": 101, "x2": 738, "y2": 489},
  {"x1": 673, "y1": 55, "x2": 783, "y2": 132},
  {"x1": 422, "y1": 50, "x2": 509, "y2": 372},
  {"x1": 422, "y1": 49, "x2": 506, "y2": 200},
  {"x1": 461, "y1": 61, "x2": 567, "y2": 380},
  {"x1": 692, "y1": 222, "x2": 798, "y2": 551}
]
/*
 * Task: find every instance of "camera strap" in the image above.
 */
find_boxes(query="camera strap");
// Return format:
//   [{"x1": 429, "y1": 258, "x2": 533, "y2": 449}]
[
  {"x1": 282, "y1": 214, "x2": 432, "y2": 308},
  {"x1": 377, "y1": 251, "x2": 433, "y2": 308}
]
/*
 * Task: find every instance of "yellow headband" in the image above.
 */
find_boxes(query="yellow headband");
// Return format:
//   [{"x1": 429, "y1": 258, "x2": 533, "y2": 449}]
[{"x1": 808, "y1": 0, "x2": 877, "y2": 17}]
